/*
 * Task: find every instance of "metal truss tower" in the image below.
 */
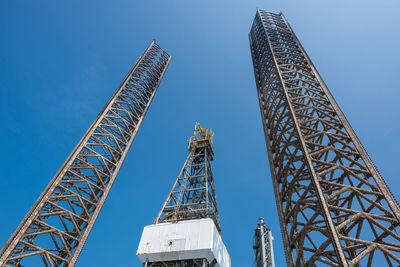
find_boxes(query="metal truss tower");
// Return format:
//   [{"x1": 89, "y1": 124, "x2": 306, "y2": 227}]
[
  {"x1": 253, "y1": 218, "x2": 275, "y2": 267},
  {"x1": 137, "y1": 123, "x2": 230, "y2": 267},
  {"x1": 249, "y1": 10, "x2": 400, "y2": 266},
  {"x1": 0, "y1": 40, "x2": 171, "y2": 267},
  {"x1": 155, "y1": 123, "x2": 220, "y2": 232}
]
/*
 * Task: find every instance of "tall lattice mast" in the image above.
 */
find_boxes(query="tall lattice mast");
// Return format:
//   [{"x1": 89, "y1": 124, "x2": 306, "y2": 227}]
[
  {"x1": 0, "y1": 40, "x2": 171, "y2": 267},
  {"x1": 137, "y1": 123, "x2": 230, "y2": 267},
  {"x1": 253, "y1": 218, "x2": 275, "y2": 267},
  {"x1": 249, "y1": 10, "x2": 400, "y2": 266},
  {"x1": 155, "y1": 123, "x2": 220, "y2": 232}
]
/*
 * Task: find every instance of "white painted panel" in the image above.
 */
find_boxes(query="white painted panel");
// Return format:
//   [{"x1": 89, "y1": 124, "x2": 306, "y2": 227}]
[{"x1": 136, "y1": 218, "x2": 230, "y2": 267}]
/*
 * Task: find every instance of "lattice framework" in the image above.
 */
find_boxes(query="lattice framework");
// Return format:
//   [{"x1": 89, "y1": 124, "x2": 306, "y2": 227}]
[
  {"x1": 249, "y1": 10, "x2": 400, "y2": 267},
  {"x1": 155, "y1": 123, "x2": 221, "y2": 233},
  {"x1": 0, "y1": 40, "x2": 171, "y2": 267}
]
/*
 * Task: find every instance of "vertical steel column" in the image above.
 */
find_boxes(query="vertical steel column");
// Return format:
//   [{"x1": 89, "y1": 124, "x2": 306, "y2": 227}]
[
  {"x1": 0, "y1": 40, "x2": 171, "y2": 266},
  {"x1": 267, "y1": 229, "x2": 275, "y2": 267},
  {"x1": 254, "y1": 218, "x2": 275, "y2": 267},
  {"x1": 249, "y1": 10, "x2": 400, "y2": 266}
]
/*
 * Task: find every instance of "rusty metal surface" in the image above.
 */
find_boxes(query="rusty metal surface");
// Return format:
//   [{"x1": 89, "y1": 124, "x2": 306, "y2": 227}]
[
  {"x1": 249, "y1": 10, "x2": 400, "y2": 267},
  {"x1": 0, "y1": 40, "x2": 171, "y2": 266}
]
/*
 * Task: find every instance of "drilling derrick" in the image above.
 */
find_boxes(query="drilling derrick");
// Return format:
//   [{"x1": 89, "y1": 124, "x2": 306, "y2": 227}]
[
  {"x1": 249, "y1": 10, "x2": 400, "y2": 266},
  {"x1": 0, "y1": 40, "x2": 171, "y2": 266},
  {"x1": 253, "y1": 218, "x2": 275, "y2": 267},
  {"x1": 137, "y1": 123, "x2": 230, "y2": 267}
]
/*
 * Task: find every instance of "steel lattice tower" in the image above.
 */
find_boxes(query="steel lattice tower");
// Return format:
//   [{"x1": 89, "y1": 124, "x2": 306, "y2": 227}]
[
  {"x1": 253, "y1": 218, "x2": 275, "y2": 267},
  {"x1": 137, "y1": 123, "x2": 230, "y2": 267},
  {"x1": 249, "y1": 10, "x2": 400, "y2": 266},
  {"x1": 155, "y1": 123, "x2": 220, "y2": 233},
  {"x1": 0, "y1": 40, "x2": 171, "y2": 267}
]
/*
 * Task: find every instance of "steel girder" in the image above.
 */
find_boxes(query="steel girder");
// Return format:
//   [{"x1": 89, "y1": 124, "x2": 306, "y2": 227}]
[
  {"x1": 254, "y1": 218, "x2": 275, "y2": 267},
  {"x1": 155, "y1": 124, "x2": 221, "y2": 233},
  {"x1": 249, "y1": 10, "x2": 400, "y2": 266},
  {"x1": 0, "y1": 40, "x2": 171, "y2": 266}
]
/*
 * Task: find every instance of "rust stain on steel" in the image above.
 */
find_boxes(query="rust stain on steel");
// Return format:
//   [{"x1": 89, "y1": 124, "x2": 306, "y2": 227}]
[
  {"x1": 0, "y1": 40, "x2": 171, "y2": 267},
  {"x1": 249, "y1": 10, "x2": 400, "y2": 267}
]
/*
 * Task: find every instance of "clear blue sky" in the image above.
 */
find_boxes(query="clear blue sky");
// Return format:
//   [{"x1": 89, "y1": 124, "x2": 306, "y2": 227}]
[{"x1": 1, "y1": 0, "x2": 400, "y2": 266}]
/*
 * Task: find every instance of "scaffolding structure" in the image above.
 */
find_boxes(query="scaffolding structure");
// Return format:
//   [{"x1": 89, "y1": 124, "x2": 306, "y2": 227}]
[
  {"x1": 249, "y1": 10, "x2": 400, "y2": 266},
  {"x1": 0, "y1": 40, "x2": 171, "y2": 266}
]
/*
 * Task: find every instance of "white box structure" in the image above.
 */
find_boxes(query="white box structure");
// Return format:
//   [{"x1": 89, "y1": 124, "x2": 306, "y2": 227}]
[{"x1": 137, "y1": 218, "x2": 230, "y2": 267}]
